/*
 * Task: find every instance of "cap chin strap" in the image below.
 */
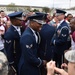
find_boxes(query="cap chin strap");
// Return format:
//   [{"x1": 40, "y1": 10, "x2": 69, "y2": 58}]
[{"x1": 33, "y1": 19, "x2": 45, "y2": 25}]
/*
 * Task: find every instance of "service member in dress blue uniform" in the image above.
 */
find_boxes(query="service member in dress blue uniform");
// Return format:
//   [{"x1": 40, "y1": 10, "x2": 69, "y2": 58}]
[
  {"x1": 51, "y1": 9, "x2": 70, "y2": 68},
  {"x1": 36, "y1": 12, "x2": 55, "y2": 75},
  {"x1": 38, "y1": 13, "x2": 55, "y2": 61},
  {"x1": 18, "y1": 14, "x2": 47, "y2": 75},
  {"x1": 4, "y1": 11, "x2": 23, "y2": 74}
]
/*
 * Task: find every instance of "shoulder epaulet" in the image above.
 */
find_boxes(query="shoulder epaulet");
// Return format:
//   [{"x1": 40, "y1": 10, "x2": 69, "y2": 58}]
[{"x1": 60, "y1": 26, "x2": 69, "y2": 33}]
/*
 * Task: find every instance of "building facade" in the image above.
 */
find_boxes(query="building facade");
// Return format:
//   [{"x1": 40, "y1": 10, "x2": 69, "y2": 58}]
[{"x1": 0, "y1": 5, "x2": 44, "y2": 14}]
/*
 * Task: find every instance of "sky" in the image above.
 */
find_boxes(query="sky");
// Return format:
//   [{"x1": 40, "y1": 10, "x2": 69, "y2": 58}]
[{"x1": 0, "y1": 0, "x2": 75, "y2": 8}]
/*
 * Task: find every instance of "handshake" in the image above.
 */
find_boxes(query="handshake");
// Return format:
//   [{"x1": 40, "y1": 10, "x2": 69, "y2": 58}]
[{"x1": 46, "y1": 60, "x2": 68, "y2": 75}]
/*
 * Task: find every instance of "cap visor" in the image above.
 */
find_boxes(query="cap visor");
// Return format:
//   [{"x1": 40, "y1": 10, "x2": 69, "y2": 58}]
[
  {"x1": 33, "y1": 19, "x2": 45, "y2": 25},
  {"x1": 15, "y1": 17, "x2": 23, "y2": 20}
]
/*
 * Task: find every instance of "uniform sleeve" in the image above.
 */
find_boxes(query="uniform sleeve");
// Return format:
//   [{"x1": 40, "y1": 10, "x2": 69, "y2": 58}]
[
  {"x1": 4, "y1": 33, "x2": 14, "y2": 64},
  {"x1": 20, "y1": 35, "x2": 43, "y2": 67},
  {"x1": 52, "y1": 27, "x2": 69, "y2": 46}
]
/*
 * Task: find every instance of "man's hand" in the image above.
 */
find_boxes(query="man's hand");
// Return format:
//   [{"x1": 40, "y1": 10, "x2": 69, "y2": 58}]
[
  {"x1": 46, "y1": 60, "x2": 55, "y2": 75},
  {"x1": 61, "y1": 63, "x2": 68, "y2": 69},
  {"x1": 54, "y1": 67, "x2": 68, "y2": 75},
  {"x1": 42, "y1": 60, "x2": 47, "y2": 66}
]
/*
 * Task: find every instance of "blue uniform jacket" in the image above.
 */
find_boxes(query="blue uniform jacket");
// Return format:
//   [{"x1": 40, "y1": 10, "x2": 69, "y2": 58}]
[
  {"x1": 51, "y1": 21, "x2": 69, "y2": 55},
  {"x1": 4, "y1": 25, "x2": 21, "y2": 66},
  {"x1": 38, "y1": 24, "x2": 55, "y2": 61},
  {"x1": 18, "y1": 27, "x2": 43, "y2": 75}
]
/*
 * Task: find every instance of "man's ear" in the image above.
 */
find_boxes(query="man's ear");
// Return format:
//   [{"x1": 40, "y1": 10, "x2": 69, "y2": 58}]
[{"x1": 30, "y1": 20, "x2": 35, "y2": 25}]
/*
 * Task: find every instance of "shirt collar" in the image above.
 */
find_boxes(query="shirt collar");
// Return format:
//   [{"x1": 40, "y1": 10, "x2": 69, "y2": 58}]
[
  {"x1": 66, "y1": 20, "x2": 70, "y2": 24},
  {"x1": 57, "y1": 19, "x2": 64, "y2": 28},
  {"x1": 12, "y1": 25, "x2": 20, "y2": 30},
  {"x1": 29, "y1": 27, "x2": 35, "y2": 34},
  {"x1": 59, "y1": 19, "x2": 64, "y2": 24}
]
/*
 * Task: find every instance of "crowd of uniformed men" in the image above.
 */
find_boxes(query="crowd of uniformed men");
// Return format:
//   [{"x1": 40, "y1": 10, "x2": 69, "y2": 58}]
[{"x1": 0, "y1": 9, "x2": 74, "y2": 75}]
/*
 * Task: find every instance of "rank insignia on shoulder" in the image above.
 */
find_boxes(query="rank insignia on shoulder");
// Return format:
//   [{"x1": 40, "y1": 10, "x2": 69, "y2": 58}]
[
  {"x1": 62, "y1": 34, "x2": 66, "y2": 37},
  {"x1": 6, "y1": 40, "x2": 11, "y2": 44},
  {"x1": 26, "y1": 44, "x2": 33, "y2": 49},
  {"x1": 30, "y1": 44, "x2": 33, "y2": 48}
]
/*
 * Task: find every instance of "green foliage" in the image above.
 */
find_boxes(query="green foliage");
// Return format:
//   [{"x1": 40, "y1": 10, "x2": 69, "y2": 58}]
[
  {"x1": 32, "y1": 9, "x2": 39, "y2": 12},
  {"x1": 7, "y1": 3, "x2": 16, "y2": 7},
  {"x1": 42, "y1": 7, "x2": 50, "y2": 13},
  {"x1": 26, "y1": 6, "x2": 31, "y2": 11}
]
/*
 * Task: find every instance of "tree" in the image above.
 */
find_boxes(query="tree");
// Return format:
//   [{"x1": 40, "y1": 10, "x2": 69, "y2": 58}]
[
  {"x1": 32, "y1": 9, "x2": 39, "y2": 12},
  {"x1": 26, "y1": 6, "x2": 31, "y2": 11},
  {"x1": 7, "y1": 3, "x2": 16, "y2": 7},
  {"x1": 6, "y1": 3, "x2": 17, "y2": 11},
  {"x1": 42, "y1": 7, "x2": 50, "y2": 13}
]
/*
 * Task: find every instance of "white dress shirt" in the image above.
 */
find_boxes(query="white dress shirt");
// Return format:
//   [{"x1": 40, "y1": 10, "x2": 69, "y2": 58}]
[
  {"x1": 30, "y1": 27, "x2": 41, "y2": 44},
  {"x1": 12, "y1": 25, "x2": 21, "y2": 36},
  {"x1": 30, "y1": 27, "x2": 38, "y2": 43},
  {"x1": 57, "y1": 19, "x2": 64, "y2": 28}
]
